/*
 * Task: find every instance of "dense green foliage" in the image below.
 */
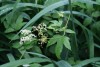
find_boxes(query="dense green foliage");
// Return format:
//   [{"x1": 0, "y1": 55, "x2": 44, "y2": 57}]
[{"x1": 0, "y1": 0, "x2": 100, "y2": 67}]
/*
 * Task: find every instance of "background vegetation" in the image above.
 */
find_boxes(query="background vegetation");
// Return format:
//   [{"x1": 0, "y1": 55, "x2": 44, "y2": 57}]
[{"x1": 0, "y1": 0, "x2": 100, "y2": 67}]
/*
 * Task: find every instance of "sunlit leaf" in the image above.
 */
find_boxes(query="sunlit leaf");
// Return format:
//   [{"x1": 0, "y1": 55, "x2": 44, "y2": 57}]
[{"x1": 66, "y1": 29, "x2": 75, "y2": 34}]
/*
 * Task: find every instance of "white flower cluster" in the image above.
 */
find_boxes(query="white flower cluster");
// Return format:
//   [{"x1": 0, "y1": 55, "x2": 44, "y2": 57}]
[
  {"x1": 21, "y1": 29, "x2": 31, "y2": 36},
  {"x1": 33, "y1": 23, "x2": 47, "y2": 32},
  {"x1": 19, "y1": 29, "x2": 36, "y2": 45}
]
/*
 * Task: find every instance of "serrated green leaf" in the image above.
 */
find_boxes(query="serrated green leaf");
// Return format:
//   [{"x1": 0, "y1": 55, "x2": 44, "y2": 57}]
[
  {"x1": 4, "y1": 12, "x2": 13, "y2": 28},
  {"x1": 47, "y1": 35, "x2": 59, "y2": 47},
  {"x1": 50, "y1": 20, "x2": 62, "y2": 26},
  {"x1": 74, "y1": 2, "x2": 86, "y2": 8},
  {"x1": 5, "y1": 27, "x2": 15, "y2": 33},
  {"x1": 32, "y1": 46, "x2": 42, "y2": 54},
  {"x1": 12, "y1": 42, "x2": 21, "y2": 49},
  {"x1": 92, "y1": 11, "x2": 100, "y2": 17},
  {"x1": 52, "y1": 13, "x2": 60, "y2": 18},
  {"x1": 47, "y1": 35, "x2": 71, "y2": 58},
  {"x1": 48, "y1": 20, "x2": 62, "y2": 31},
  {"x1": 3, "y1": 21, "x2": 10, "y2": 29},
  {"x1": 55, "y1": 36, "x2": 64, "y2": 58},
  {"x1": 63, "y1": 36, "x2": 71, "y2": 50},
  {"x1": 13, "y1": 15, "x2": 25, "y2": 30},
  {"x1": 16, "y1": 15, "x2": 23, "y2": 24},
  {"x1": 52, "y1": 11, "x2": 64, "y2": 18},
  {"x1": 83, "y1": 18, "x2": 92, "y2": 26},
  {"x1": 6, "y1": 33, "x2": 19, "y2": 40}
]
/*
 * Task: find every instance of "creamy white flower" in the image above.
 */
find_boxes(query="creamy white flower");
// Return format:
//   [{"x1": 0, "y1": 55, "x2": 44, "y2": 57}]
[
  {"x1": 33, "y1": 26, "x2": 36, "y2": 29},
  {"x1": 19, "y1": 41, "x2": 23, "y2": 45},
  {"x1": 21, "y1": 29, "x2": 31, "y2": 36},
  {"x1": 19, "y1": 36, "x2": 33, "y2": 45},
  {"x1": 33, "y1": 26, "x2": 39, "y2": 31},
  {"x1": 42, "y1": 23, "x2": 46, "y2": 27},
  {"x1": 28, "y1": 34, "x2": 36, "y2": 38}
]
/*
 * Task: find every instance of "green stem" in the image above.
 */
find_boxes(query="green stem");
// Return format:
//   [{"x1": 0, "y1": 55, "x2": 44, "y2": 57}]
[
  {"x1": 68, "y1": 0, "x2": 79, "y2": 60},
  {"x1": 19, "y1": 50, "x2": 26, "y2": 59},
  {"x1": 63, "y1": 15, "x2": 70, "y2": 36}
]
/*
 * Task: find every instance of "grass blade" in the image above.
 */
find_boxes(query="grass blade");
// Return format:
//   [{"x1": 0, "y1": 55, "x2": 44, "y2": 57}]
[
  {"x1": 27, "y1": 52, "x2": 49, "y2": 59},
  {"x1": 88, "y1": 31, "x2": 94, "y2": 58},
  {"x1": 0, "y1": 3, "x2": 44, "y2": 16},
  {"x1": 0, "y1": 58, "x2": 51, "y2": 67},
  {"x1": 73, "y1": 0, "x2": 100, "y2": 5},
  {"x1": 73, "y1": 57, "x2": 100, "y2": 67},
  {"x1": 7, "y1": 53, "x2": 15, "y2": 62}
]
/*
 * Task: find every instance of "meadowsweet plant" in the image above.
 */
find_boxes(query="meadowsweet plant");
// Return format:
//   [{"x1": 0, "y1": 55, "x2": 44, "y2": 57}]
[
  {"x1": 18, "y1": 15, "x2": 73, "y2": 58},
  {"x1": 18, "y1": 23, "x2": 49, "y2": 50}
]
